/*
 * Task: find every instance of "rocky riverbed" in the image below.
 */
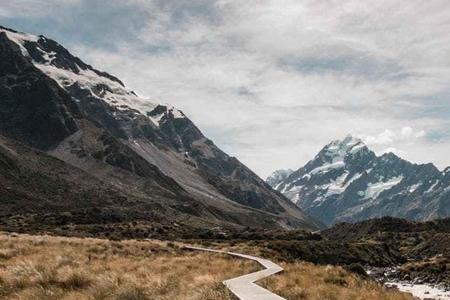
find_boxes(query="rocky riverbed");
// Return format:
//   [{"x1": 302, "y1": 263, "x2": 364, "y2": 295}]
[
  {"x1": 367, "y1": 267, "x2": 450, "y2": 300},
  {"x1": 385, "y1": 282, "x2": 450, "y2": 300}
]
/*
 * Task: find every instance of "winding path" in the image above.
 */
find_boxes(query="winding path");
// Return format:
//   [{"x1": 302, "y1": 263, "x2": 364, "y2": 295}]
[{"x1": 186, "y1": 246, "x2": 286, "y2": 300}]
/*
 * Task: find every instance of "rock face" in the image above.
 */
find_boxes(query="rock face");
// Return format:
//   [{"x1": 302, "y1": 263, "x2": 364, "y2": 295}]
[
  {"x1": 0, "y1": 26, "x2": 320, "y2": 231},
  {"x1": 268, "y1": 135, "x2": 450, "y2": 226}
]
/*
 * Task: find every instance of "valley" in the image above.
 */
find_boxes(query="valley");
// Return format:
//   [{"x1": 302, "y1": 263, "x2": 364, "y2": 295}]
[{"x1": 0, "y1": 21, "x2": 449, "y2": 300}]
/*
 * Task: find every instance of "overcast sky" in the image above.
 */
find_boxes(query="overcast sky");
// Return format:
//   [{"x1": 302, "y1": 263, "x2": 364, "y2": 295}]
[{"x1": 2, "y1": 0, "x2": 450, "y2": 177}]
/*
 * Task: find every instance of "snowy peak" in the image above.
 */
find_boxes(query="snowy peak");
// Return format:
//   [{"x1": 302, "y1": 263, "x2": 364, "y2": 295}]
[
  {"x1": 380, "y1": 151, "x2": 401, "y2": 161},
  {"x1": 267, "y1": 135, "x2": 448, "y2": 225},
  {"x1": 327, "y1": 135, "x2": 363, "y2": 150},
  {"x1": 0, "y1": 26, "x2": 38, "y2": 57},
  {"x1": 300, "y1": 135, "x2": 372, "y2": 178},
  {"x1": 0, "y1": 26, "x2": 161, "y2": 124},
  {"x1": 0, "y1": 26, "x2": 123, "y2": 85},
  {"x1": 321, "y1": 135, "x2": 368, "y2": 161}
]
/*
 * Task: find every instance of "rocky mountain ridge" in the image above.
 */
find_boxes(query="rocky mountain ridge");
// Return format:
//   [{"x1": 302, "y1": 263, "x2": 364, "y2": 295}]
[
  {"x1": 267, "y1": 135, "x2": 450, "y2": 225},
  {"x1": 0, "y1": 26, "x2": 321, "y2": 232}
]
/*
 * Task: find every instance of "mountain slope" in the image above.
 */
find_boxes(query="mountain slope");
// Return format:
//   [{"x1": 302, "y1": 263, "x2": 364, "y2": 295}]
[
  {"x1": 0, "y1": 134, "x2": 177, "y2": 220},
  {"x1": 268, "y1": 135, "x2": 450, "y2": 225},
  {"x1": 0, "y1": 26, "x2": 320, "y2": 231}
]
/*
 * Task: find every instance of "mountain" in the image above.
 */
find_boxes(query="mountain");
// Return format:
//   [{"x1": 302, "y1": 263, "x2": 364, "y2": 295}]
[
  {"x1": 0, "y1": 26, "x2": 321, "y2": 233},
  {"x1": 266, "y1": 169, "x2": 293, "y2": 187},
  {"x1": 267, "y1": 135, "x2": 450, "y2": 226}
]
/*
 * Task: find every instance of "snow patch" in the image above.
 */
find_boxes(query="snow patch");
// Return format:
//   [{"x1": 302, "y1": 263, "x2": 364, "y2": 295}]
[
  {"x1": 1, "y1": 28, "x2": 38, "y2": 57},
  {"x1": 312, "y1": 196, "x2": 325, "y2": 204},
  {"x1": 171, "y1": 108, "x2": 185, "y2": 119},
  {"x1": 148, "y1": 112, "x2": 165, "y2": 125},
  {"x1": 310, "y1": 161, "x2": 345, "y2": 175},
  {"x1": 34, "y1": 63, "x2": 158, "y2": 118},
  {"x1": 291, "y1": 193, "x2": 301, "y2": 204},
  {"x1": 350, "y1": 143, "x2": 365, "y2": 154},
  {"x1": 364, "y1": 176, "x2": 403, "y2": 199},
  {"x1": 284, "y1": 185, "x2": 305, "y2": 203},
  {"x1": 283, "y1": 184, "x2": 305, "y2": 195},
  {"x1": 274, "y1": 181, "x2": 284, "y2": 190},
  {"x1": 426, "y1": 180, "x2": 439, "y2": 193},
  {"x1": 346, "y1": 172, "x2": 363, "y2": 186},
  {"x1": 323, "y1": 172, "x2": 363, "y2": 197},
  {"x1": 408, "y1": 182, "x2": 422, "y2": 193},
  {"x1": 325, "y1": 172, "x2": 349, "y2": 196},
  {"x1": 1, "y1": 27, "x2": 188, "y2": 128},
  {"x1": 148, "y1": 106, "x2": 186, "y2": 127}
]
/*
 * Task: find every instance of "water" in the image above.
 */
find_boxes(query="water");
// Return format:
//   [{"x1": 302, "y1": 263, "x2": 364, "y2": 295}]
[{"x1": 385, "y1": 281, "x2": 450, "y2": 300}]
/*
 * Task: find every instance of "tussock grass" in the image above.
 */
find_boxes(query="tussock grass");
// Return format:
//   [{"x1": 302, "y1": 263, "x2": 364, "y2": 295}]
[
  {"x1": 0, "y1": 233, "x2": 256, "y2": 299},
  {"x1": 191, "y1": 241, "x2": 415, "y2": 300},
  {"x1": 259, "y1": 262, "x2": 414, "y2": 300},
  {"x1": 0, "y1": 233, "x2": 417, "y2": 300}
]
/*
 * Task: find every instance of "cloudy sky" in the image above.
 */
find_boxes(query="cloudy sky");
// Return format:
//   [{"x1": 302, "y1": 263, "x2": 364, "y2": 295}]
[{"x1": 2, "y1": 0, "x2": 450, "y2": 177}]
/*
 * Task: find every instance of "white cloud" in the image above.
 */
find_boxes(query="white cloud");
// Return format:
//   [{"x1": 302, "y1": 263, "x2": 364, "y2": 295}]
[
  {"x1": 358, "y1": 126, "x2": 435, "y2": 164},
  {"x1": 362, "y1": 130, "x2": 397, "y2": 146},
  {"x1": 3, "y1": 0, "x2": 450, "y2": 176},
  {"x1": 360, "y1": 127, "x2": 426, "y2": 146},
  {"x1": 400, "y1": 127, "x2": 426, "y2": 142}
]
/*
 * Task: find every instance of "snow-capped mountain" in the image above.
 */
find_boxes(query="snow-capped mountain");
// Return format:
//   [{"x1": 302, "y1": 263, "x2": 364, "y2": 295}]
[
  {"x1": 268, "y1": 135, "x2": 450, "y2": 225},
  {"x1": 0, "y1": 26, "x2": 321, "y2": 231}
]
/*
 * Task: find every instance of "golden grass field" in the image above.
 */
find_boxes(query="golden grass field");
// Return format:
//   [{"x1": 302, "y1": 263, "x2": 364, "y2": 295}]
[
  {"x1": 259, "y1": 262, "x2": 414, "y2": 300},
  {"x1": 0, "y1": 233, "x2": 257, "y2": 300},
  {"x1": 195, "y1": 242, "x2": 415, "y2": 300},
  {"x1": 0, "y1": 233, "x2": 415, "y2": 300}
]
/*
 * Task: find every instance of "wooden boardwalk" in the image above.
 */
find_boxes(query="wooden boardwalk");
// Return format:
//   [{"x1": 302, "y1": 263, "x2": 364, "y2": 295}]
[{"x1": 186, "y1": 246, "x2": 286, "y2": 300}]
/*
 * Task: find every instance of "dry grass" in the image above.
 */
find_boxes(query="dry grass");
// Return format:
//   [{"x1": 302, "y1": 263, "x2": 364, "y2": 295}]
[
  {"x1": 0, "y1": 233, "x2": 258, "y2": 300},
  {"x1": 190, "y1": 241, "x2": 416, "y2": 300},
  {"x1": 0, "y1": 233, "x2": 417, "y2": 300},
  {"x1": 259, "y1": 262, "x2": 415, "y2": 300}
]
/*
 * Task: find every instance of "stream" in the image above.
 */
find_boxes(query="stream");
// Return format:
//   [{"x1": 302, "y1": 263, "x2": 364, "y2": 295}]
[
  {"x1": 366, "y1": 268, "x2": 450, "y2": 300},
  {"x1": 385, "y1": 281, "x2": 450, "y2": 300}
]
